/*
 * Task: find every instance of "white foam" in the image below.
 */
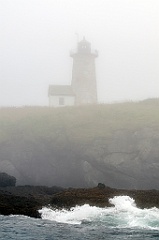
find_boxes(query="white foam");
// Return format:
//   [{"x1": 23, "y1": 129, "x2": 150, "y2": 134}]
[
  {"x1": 39, "y1": 196, "x2": 159, "y2": 229},
  {"x1": 39, "y1": 204, "x2": 102, "y2": 224},
  {"x1": 109, "y1": 195, "x2": 137, "y2": 211}
]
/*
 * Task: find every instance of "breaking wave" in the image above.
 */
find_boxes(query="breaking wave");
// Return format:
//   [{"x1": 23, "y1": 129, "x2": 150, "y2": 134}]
[{"x1": 39, "y1": 196, "x2": 159, "y2": 229}]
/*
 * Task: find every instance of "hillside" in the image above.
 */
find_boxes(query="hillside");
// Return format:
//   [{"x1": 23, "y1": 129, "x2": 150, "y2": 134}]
[{"x1": 0, "y1": 99, "x2": 159, "y2": 189}]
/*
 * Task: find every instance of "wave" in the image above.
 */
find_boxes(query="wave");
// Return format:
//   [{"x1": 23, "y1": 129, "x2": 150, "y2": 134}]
[{"x1": 39, "y1": 196, "x2": 159, "y2": 229}]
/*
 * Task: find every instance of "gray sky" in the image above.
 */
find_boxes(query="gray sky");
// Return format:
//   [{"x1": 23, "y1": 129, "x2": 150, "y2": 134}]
[{"x1": 0, "y1": 0, "x2": 159, "y2": 106}]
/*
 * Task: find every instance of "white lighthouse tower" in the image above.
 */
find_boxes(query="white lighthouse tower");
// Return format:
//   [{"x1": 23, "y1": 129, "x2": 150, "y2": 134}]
[{"x1": 70, "y1": 37, "x2": 98, "y2": 105}]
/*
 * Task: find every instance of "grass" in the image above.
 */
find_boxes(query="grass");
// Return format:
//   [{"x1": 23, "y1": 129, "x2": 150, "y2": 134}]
[{"x1": 0, "y1": 99, "x2": 159, "y2": 144}]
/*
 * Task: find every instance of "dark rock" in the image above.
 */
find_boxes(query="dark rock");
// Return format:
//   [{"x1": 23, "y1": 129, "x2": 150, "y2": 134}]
[
  {"x1": 0, "y1": 172, "x2": 16, "y2": 187},
  {"x1": 1, "y1": 185, "x2": 159, "y2": 218},
  {"x1": 0, "y1": 193, "x2": 41, "y2": 218},
  {"x1": 97, "y1": 183, "x2": 106, "y2": 189},
  {"x1": 0, "y1": 185, "x2": 64, "y2": 218},
  {"x1": 50, "y1": 186, "x2": 159, "y2": 210}
]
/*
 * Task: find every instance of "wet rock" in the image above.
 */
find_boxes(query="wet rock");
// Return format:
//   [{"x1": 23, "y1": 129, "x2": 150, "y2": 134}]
[
  {"x1": 0, "y1": 185, "x2": 64, "y2": 218},
  {"x1": 1, "y1": 185, "x2": 159, "y2": 218},
  {"x1": 50, "y1": 186, "x2": 159, "y2": 210}
]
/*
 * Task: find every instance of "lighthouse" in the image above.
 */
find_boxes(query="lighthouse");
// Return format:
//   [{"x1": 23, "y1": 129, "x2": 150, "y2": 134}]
[
  {"x1": 48, "y1": 38, "x2": 98, "y2": 107},
  {"x1": 70, "y1": 37, "x2": 98, "y2": 105}
]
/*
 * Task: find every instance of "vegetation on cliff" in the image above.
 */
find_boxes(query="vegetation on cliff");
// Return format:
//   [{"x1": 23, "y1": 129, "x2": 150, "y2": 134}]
[
  {"x1": 0, "y1": 98, "x2": 159, "y2": 144},
  {"x1": 0, "y1": 99, "x2": 159, "y2": 188}
]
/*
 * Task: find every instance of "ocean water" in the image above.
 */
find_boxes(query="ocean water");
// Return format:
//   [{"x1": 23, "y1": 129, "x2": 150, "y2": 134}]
[{"x1": 1, "y1": 196, "x2": 159, "y2": 239}]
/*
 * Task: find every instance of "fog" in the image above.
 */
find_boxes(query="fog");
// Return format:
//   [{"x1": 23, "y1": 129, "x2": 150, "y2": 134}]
[{"x1": 0, "y1": 0, "x2": 159, "y2": 107}]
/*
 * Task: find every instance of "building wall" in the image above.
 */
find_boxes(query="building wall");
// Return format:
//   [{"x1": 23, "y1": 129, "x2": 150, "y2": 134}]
[
  {"x1": 49, "y1": 95, "x2": 75, "y2": 107},
  {"x1": 71, "y1": 54, "x2": 97, "y2": 105}
]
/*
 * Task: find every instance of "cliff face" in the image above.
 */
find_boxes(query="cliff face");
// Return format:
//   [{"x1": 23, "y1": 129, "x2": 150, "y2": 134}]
[
  {"x1": 82, "y1": 127, "x2": 159, "y2": 189},
  {"x1": 0, "y1": 101, "x2": 159, "y2": 189}
]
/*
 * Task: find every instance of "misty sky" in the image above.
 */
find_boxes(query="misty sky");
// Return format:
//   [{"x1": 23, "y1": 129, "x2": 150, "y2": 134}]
[{"x1": 0, "y1": 0, "x2": 159, "y2": 106}]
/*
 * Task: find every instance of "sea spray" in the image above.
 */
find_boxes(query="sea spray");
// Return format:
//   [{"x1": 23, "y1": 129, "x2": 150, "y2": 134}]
[{"x1": 39, "y1": 196, "x2": 159, "y2": 229}]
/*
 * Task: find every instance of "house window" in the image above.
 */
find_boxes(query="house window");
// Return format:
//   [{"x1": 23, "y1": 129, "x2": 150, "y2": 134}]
[{"x1": 59, "y1": 97, "x2": 65, "y2": 106}]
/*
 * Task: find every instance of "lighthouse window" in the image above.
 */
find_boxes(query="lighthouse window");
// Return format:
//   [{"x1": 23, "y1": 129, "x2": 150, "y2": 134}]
[{"x1": 59, "y1": 97, "x2": 64, "y2": 106}]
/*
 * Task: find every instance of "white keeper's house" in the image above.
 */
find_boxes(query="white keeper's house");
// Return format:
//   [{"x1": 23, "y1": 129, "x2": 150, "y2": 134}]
[{"x1": 48, "y1": 85, "x2": 75, "y2": 107}]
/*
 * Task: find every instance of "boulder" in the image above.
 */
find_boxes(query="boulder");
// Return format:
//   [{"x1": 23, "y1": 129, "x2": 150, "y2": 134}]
[{"x1": 0, "y1": 172, "x2": 16, "y2": 187}]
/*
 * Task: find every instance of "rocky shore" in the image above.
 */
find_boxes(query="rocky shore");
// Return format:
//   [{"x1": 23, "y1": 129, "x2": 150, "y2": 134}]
[
  {"x1": 0, "y1": 185, "x2": 63, "y2": 218},
  {"x1": 1, "y1": 184, "x2": 159, "y2": 218}
]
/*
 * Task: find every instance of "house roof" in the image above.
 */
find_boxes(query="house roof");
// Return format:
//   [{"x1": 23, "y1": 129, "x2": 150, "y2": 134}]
[{"x1": 48, "y1": 85, "x2": 75, "y2": 96}]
